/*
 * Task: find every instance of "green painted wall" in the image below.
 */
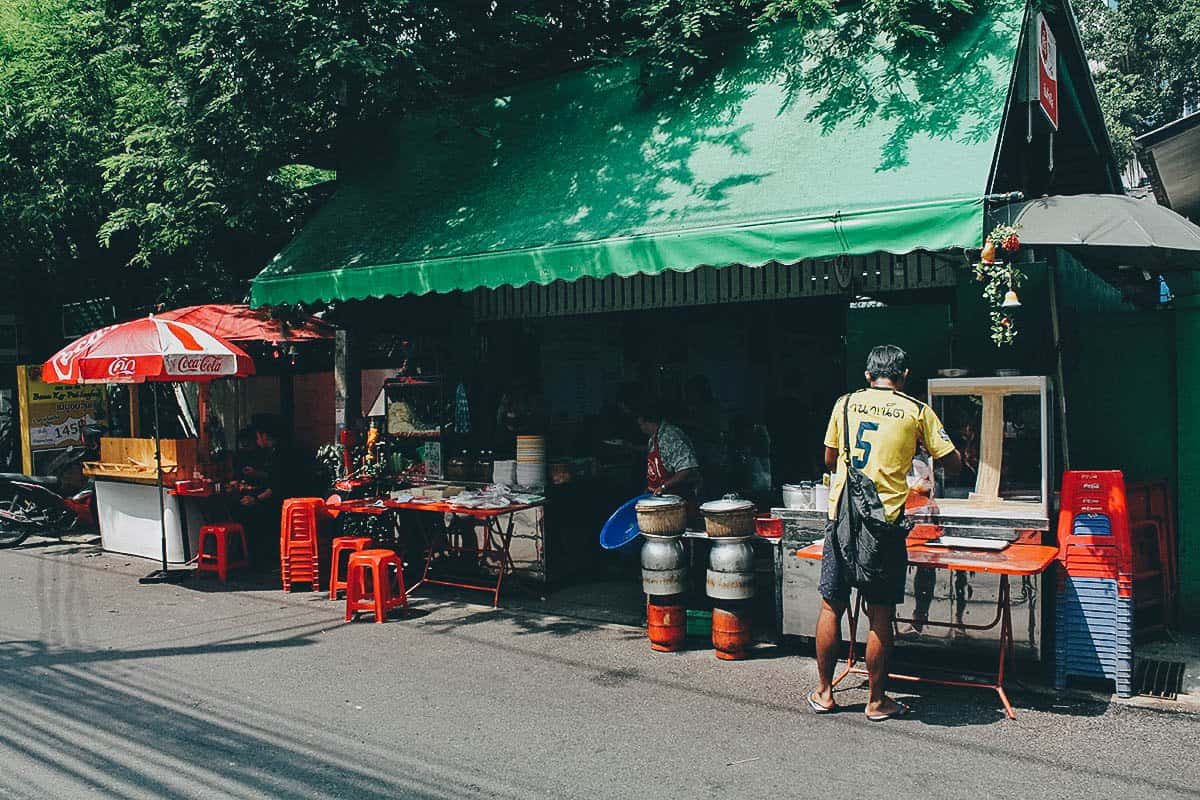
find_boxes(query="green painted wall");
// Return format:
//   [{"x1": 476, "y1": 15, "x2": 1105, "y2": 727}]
[
  {"x1": 845, "y1": 303, "x2": 952, "y2": 396},
  {"x1": 1061, "y1": 311, "x2": 1175, "y2": 481},
  {"x1": 1174, "y1": 274, "x2": 1200, "y2": 624},
  {"x1": 953, "y1": 263, "x2": 1054, "y2": 378}
]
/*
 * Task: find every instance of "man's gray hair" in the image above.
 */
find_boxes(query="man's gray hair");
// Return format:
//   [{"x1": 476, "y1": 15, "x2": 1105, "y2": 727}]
[{"x1": 866, "y1": 345, "x2": 909, "y2": 381}]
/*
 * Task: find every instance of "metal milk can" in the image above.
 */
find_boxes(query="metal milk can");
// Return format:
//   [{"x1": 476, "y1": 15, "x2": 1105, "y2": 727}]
[
  {"x1": 641, "y1": 533, "x2": 687, "y2": 597},
  {"x1": 706, "y1": 536, "x2": 756, "y2": 600}
]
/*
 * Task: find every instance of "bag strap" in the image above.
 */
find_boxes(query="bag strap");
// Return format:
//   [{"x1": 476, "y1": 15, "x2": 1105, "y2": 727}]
[
  {"x1": 840, "y1": 392, "x2": 860, "y2": 566},
  {"x1": 842, "y1": 389, "x2": 864, "y2": 469}
]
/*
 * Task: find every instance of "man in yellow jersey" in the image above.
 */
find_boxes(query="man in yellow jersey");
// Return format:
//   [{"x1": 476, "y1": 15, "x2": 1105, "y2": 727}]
[{"x1": 807, "y1": 345, "x2": 960, "y2": 721}]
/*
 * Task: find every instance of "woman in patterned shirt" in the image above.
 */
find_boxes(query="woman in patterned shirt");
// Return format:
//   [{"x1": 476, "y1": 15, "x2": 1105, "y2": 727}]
[{"x1": 634, "y1": 398, "x2": 702, "y2": 512}]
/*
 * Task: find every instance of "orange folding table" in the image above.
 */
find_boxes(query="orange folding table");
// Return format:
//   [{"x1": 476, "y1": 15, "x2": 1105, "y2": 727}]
[
  {"x1": 796, "y1": 539, "x2": 1058, "y2": 719},
  {"x1": 329, "y1": 498, "x2": 543, "y2": 607}
]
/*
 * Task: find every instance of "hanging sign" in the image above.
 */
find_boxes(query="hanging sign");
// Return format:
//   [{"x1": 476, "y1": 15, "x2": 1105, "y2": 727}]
[{"x1": 1033, "y1": 12, "x2": 1058, "y2": 130}]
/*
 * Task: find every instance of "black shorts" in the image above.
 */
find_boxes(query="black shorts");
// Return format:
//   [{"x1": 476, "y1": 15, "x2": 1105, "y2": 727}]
[{"x1": 818, "y1": 519, "x2": 909, "y2": 607}]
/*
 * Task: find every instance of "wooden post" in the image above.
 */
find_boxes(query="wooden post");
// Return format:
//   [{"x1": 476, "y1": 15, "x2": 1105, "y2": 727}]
[
  {"x1": 197, "y1": 383, "x2": 210, "y2": 463},
  {"x1": 969, "y1": 393, "x2": 1005, "y2": 503},
  {"x1": 334, "y1": 329, "x2": 359, "y2": 436},
  {"x1": 128, "y1": 384, "x2": 142, "y2": 437},
  {"x1": 16, "y1": 365, "x2": 33, "y2": 475}
]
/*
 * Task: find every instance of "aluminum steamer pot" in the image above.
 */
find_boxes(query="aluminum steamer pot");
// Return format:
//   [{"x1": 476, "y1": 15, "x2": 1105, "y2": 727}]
[
  {"x1": 641, "y1": 533, "x2": 687, "y2": 597},
  {"x1": 700, "y1": 494, "x2": 757, "y2": 537},
  {"x1": 635, "y1": 495, "x2": 687, "y2": 536},
  {"x1": 706, "y1": 536, "x2": 756, "y2": 600}
]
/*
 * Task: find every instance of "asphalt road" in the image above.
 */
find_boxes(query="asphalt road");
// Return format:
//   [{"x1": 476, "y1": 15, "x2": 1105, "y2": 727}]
[{"x1": 1, "y1": 538, "x2": 1197, "y2": 800}]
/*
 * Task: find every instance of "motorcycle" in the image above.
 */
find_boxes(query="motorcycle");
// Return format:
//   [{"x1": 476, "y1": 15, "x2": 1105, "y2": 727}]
[{"x1": 0, "y1": 426, "x2": 102, "y2": 548}]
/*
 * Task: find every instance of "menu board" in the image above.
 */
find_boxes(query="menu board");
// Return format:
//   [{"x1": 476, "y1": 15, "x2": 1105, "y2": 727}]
[{"x1": 15, "y1": 364, "x2": 108, "y2": 475}]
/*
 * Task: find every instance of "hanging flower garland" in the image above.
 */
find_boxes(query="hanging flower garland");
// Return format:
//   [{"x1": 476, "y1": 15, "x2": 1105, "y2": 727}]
[{"x1": 974, "y1": 223, "x2": 1024, "y2": 346}]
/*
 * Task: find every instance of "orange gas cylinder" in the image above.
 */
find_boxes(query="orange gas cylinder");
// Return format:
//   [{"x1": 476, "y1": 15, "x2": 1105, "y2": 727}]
[
  {"x1": 646, "y1": 601, "x2": 686, "y2": 652},
  {"x1": 712, "y1": 606, "x2": 751, "y2": 660}
]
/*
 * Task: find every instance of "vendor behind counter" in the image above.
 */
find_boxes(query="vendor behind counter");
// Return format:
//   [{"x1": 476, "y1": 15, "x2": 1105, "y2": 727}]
[{"x1": 634, "y1": 398, "x2": 702, "y2": 520}]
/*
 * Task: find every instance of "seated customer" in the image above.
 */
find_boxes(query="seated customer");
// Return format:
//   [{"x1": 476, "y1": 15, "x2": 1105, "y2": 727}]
[{"x1": 232, "y1": 421, "x2": 289, "y2": 570}]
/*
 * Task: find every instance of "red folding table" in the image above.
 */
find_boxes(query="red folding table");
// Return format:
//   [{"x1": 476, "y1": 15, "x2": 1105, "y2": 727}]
[
  {"x1": 796, "y1": 539, "x2": 1058, "y2": 719},
  {"x1": 329, "y1": 498, "x2": 543, "y2": 607}
]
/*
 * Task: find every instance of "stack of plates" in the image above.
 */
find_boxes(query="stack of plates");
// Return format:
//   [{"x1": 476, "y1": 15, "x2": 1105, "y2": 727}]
[
  {"x1": 516, "y1": 436, "x2": 545, "y2": 462},
  {"x1": 516, "y1": 461, "x2": 546, "y2": 490},
  {"x1": 515, "y1": 435, "x2": 546, "y2": 490},
  {"x1": 492, "y1": 459, "x2": 516, "y2": 486}
]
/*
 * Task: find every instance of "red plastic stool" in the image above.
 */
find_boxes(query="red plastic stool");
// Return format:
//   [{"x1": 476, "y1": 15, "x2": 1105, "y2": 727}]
[
  {"x1": 329, "y1": 536, "x2": 374, "y2": 600},
  {"x1": 345, "y1": 549, "x2": 407, "y2": 623},
  {"x1": 196, "y1": 523, "x2": 249, "y2": 582}
]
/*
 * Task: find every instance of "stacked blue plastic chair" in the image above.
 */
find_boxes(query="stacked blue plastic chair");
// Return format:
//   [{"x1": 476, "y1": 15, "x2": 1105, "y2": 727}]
[{"x1": 1055, "y1": 471, "x2": 1135, "y2": 698}]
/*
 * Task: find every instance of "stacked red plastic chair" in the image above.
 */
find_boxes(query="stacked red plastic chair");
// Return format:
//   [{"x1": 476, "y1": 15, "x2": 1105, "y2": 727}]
[
  {"x1": 280, "y1": 498, "x2": 325, "y2": 593},
  {"x1": 1125, "y1": 480, "x2": 1176, "y2": 633},
  {"x1": 1055, "y1": 470, "x2": 1134, "y2": 697}
]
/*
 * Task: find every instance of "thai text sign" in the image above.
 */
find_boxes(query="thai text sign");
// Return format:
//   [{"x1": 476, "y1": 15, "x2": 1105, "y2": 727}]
[{"x1": 16, "y1": 364, "x2": 107, "y2": 474}]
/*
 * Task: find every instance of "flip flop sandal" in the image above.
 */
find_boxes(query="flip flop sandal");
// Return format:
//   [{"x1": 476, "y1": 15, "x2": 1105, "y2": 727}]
[
  {"x1": 866, "y1": 700, "x2": 911, "y2": 722},
  {"x1": 806, "y1": 691, "x2": 838, "y2": 715}
]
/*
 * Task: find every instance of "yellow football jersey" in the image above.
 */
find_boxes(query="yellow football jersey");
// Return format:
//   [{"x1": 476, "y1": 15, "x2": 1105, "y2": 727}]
[{"x1": 824, "y1": 387, "x2": 956, "y2": 522}]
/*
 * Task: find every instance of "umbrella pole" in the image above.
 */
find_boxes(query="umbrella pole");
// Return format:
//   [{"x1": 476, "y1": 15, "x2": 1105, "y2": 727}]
[
  {"x1": 155, "y1": 387, "x2": 167, "y2": 573},
  {"x1": 140, "y1": 385, "x2": 186, "y2": 584}
]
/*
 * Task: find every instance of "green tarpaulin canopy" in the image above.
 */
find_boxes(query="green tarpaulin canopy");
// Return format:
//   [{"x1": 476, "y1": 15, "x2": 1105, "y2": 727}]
[{"x1": 250, "y1": 1, "x2": 1025, "y2": 307}]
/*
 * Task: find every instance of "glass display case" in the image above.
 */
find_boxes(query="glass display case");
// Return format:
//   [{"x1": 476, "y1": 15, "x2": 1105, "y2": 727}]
[
  {"x1": 377, "y1": 377, "x2": 444, "y2": 480},
  {"x1": 924, "y1": 376, "x2": 1053, "y2": 530},
  {"x1": 382, "y1": 377, "x2": 442, "y2": 438}
]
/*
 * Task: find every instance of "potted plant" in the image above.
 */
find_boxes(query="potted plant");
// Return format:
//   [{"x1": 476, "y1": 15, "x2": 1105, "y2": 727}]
[{"x1": 975, "y1": 224, "x2": 1024, "y2": 346}]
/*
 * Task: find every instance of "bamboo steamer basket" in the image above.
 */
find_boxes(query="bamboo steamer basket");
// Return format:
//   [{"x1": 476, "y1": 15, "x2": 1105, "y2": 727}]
[
  {"x1": 700, "y1": 495, "x2": 757, "y2": 537},
  {"x1": 635, "y1": 496, "x2": 687, "y2": 536}
]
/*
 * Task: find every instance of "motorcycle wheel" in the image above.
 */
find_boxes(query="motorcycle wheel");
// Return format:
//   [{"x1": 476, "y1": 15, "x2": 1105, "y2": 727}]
[
  {"x1": 0, "y1": 489, "x2": 38, "y2": 548},
  {"x1": 0, "y1": 525, "x2": 29, "y2": 548}
]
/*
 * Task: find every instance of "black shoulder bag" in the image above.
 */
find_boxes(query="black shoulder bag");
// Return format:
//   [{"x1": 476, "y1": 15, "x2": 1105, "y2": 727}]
[{"x1": 832, "y1": 391, "x2": 909, "y2": 588}]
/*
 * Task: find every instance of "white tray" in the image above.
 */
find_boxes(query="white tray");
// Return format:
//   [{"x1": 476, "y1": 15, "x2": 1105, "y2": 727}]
[{"x1": 924, "y1": 536, "x2": 1010, "y2": 551}]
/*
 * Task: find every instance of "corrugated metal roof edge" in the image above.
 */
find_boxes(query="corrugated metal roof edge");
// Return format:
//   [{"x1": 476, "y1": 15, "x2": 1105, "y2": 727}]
[{"x1": 251, "y1": 196, "x2": 985, "y2": 307}]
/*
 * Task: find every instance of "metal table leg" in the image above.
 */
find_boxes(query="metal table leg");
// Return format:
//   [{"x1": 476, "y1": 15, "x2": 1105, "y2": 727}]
[
  {"x1": 833, "y1": 574, "x2": 1019, "y2": 719},
  {"x1": 405, "y1": 511, "x2": 518, "y2": 608}
]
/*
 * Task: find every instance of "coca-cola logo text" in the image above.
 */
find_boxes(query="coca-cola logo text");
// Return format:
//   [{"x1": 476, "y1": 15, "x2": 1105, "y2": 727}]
[
  {"x1": 108, "y1": 357, "x2": 138, "y2": 377},
  {"x1": 174, "y1": 355, "x2": 223, "y2": 374},
  {"x1": 48, "y1": 324, "x2": 119, "y2": 381}
]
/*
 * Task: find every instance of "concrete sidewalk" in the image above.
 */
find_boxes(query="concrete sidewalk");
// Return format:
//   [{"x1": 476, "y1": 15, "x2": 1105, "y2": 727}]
[{"x1": 1, "y1": 536, "x2": 1197, "y2": 799}]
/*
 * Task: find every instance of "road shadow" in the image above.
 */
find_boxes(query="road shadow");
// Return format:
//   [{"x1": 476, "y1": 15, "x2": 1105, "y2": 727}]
[
  {"x1": 827, "y1": 666, "x2": 1111, "y2": 728},
  {"x1": 415, "y1": 602, "x2": 639, "y2": 641},
  {"x1": 0, "y1": 635, "x2": 535, "y2": 799},
  {"x1": 3, "y1": 533, "x2": 102, "y2": 556}
]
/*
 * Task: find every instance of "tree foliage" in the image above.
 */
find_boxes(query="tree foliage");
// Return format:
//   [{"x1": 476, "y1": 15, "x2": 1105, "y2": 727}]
[
  {"x1": 1075, "y1": 0, "x2": 1200, "y2": 165},
  {"x1": 3, "y1": 0, "x2": 1188, "y2": 324},
  {"x1": 0, "y1": 0, "x2": 633, "y2": 310}
]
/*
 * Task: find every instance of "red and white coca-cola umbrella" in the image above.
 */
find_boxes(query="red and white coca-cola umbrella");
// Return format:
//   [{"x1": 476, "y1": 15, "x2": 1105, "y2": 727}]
[
  {"x1": 41, "y1": 315, "x2": 255, "y2": 583},
  {"x1": 43, "y1": 315, "x2": 255, "y2": 384}
]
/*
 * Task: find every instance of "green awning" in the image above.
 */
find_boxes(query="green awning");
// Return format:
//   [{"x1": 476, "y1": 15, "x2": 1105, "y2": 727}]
[{"x1": 251, "y1": 1, "x2": 1024, "y2": 307}]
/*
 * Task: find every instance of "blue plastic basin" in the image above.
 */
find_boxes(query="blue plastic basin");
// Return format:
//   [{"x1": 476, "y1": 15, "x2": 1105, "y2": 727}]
[{"x1": 599, "y1": 494, "x2": 652, "y2": 552}]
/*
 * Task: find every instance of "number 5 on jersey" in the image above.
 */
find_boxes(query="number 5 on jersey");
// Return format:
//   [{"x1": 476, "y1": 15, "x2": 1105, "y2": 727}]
[{"x1": 852, "y1": 421, "x2": 878, "y2": 469}]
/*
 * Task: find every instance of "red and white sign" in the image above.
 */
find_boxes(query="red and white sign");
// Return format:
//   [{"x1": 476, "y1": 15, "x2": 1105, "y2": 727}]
[
  {"x1": 41, "y1": 316, "x2": 254, "y2": 385},
  {"x1": 1035, "y1": 12, "x2": 1058, "y2": 130}
]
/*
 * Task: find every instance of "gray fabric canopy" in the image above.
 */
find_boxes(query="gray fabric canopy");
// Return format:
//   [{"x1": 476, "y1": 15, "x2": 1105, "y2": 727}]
[{"x1": 994, "y1": 194, "x2": 1200, "y2": 270}]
